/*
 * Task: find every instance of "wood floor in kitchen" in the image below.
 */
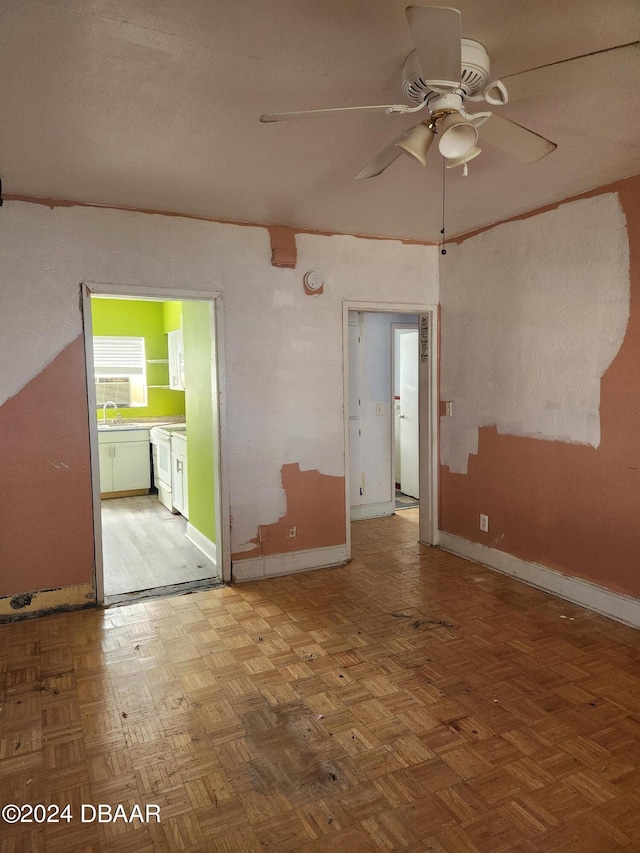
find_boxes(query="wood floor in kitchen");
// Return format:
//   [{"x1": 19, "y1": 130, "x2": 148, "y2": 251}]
[
  {"x1": 101, "y1": 495, "x2": 218, "y2": 597},
  {"x1": 2, "y1": 509, "x2": 640, "y2": 852}
]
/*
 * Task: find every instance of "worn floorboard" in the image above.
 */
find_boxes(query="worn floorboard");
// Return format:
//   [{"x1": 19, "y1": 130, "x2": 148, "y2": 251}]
[
  {"x1": 101, "y1": 495, "x2": 218, "y2": 597},
  {"x1": 2, "y1": 510, "x2": 640, "y2": 851}
]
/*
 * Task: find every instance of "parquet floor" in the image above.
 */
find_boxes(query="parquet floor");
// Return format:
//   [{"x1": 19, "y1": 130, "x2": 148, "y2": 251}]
[{"x1": 3, "y1": 510, "x2": 640, "y2": 852}]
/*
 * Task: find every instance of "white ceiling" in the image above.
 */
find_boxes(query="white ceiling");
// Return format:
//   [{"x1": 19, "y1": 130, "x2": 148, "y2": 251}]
[{"x1": 1, "y1": 0, "x2": 639, "y2": 241}]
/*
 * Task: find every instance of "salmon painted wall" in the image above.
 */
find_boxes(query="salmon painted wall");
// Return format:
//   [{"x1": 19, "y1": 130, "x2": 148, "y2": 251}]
[
  {"x1": 439, "y1": 175, "x2": 639, "y2": 598},
  {"x1": 0, "y1": 336, "x2": 95, "y2": 601},
  {"x1": 0, "y1": 200, "x2": 438, "y2": 611}
]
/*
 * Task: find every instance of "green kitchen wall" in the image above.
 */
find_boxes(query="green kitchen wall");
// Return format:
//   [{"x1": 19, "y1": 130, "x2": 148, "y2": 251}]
[
  {"x1": 91, "y1": 297, "x2": 186, "y2": 419},
  {"x1": 182, "y1": 301, "x2": 217, "y2": 546},
  {"x1": 162, "y1": 300, "x2": 183, "y2": 333}
]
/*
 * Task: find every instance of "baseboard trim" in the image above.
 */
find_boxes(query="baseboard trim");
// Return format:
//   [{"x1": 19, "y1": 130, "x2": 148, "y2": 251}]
[
  {"x1": 439, "y1": 532, "x2": 640, "y2": 630},
  {"x1": 0, "y1": 582, "x2": 95, "y2": 621},
  {"x1": 232, "y1": 544, "x2": 348, "y2": 583},
  {"x1": 101, "y1": 488, "x2": 149, "y2": 500},
  {"x1": 351, "y1": 500, "x2": 395, "y2": 521},
  {"x1": 186, "y1": 523, "x2": 218, "y2": 568}
]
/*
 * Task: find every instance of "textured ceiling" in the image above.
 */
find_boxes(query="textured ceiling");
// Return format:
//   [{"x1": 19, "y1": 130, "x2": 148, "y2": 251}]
[{"x1": 1, "y1": 0, "x2": 639, "y2": 241}]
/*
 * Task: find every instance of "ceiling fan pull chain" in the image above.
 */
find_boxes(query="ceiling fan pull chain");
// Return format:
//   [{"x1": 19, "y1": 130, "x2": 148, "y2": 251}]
[{"x1": 441, "y1": 158, "x2": 447, "y2": 255}]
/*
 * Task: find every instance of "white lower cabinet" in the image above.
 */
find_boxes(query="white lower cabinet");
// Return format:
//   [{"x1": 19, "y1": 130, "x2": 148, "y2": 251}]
[
  {"x1": 98, "y1": 443, "x2": 113, "y2": 490},
  {"x1": 171, "y1": 433, "x2": 188, "y2": 518},
  {"x1": 98, "y1": 429, "x2": 151, "y2": 495}
]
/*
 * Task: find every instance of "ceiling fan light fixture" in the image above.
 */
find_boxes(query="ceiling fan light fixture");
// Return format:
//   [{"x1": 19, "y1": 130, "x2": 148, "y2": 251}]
[
  {"x1": 445, "y1": 145, "x2": 482, "y2": 169},
  {"x1": 437, "y1": 112, "x2": 478, "y2": 158},
  {"x1": 395, "y1": 122, "x2": 435, "y2": 166}
]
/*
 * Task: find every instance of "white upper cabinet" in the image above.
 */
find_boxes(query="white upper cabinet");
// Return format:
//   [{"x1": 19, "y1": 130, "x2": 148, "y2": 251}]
[{"x1": 168, "y1": 328, "x2": 185, "y2": 391}]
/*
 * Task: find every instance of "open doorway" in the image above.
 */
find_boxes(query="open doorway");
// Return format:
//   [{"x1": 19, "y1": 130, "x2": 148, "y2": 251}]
[
  {"x1": 344, "y1": 303, "x2": 438, "y2": 555},
  {"x1": 393, "y1": 323, "x2": 419, "y2": 511},
  {"x1": 82, "y1": 284, "x2": 228, "y2": 605}
]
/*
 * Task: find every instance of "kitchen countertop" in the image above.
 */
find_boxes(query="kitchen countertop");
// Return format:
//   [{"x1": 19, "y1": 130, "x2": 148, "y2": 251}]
[{"x1": 97, "y1": 417, "x2": 186, "y2": 432}]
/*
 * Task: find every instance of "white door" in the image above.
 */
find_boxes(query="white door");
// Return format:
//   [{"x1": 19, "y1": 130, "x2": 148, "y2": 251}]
[
  {"x1": 98, "y1": 443, "x2": 114, "y2": 492},
  {"x1": 172, "y1": 453, "x2": 185, "y2": 516},
  {"x1": 399, "y1": 329, "x2": 419, "y2": 499},
  {"x1": 112, "y1": 441, "x2": 151, "y2": 492},
  {"x1": 348, "y1": 316, "x2": 364, "y2": 506},
  {"x1": 171, "y1": 436, "x2": 189, "y2": 518}
]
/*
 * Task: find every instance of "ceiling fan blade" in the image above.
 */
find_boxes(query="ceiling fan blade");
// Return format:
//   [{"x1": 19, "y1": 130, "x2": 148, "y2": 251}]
[
  {"x1": 503, "y1": 41, "x2": 640, "y2": 102},
  {"x1": 355, "y1": 128, "x2": 419, "y2": 180},
  {"x1": 260, "y1": 103, "x2": 412, "y2": 122},
  {"x1": 479, "y1": 114, "x2": 556, "y2": 163},
  {"x1": 405, "y1": 5, "x2": 461, "y2": 89}
]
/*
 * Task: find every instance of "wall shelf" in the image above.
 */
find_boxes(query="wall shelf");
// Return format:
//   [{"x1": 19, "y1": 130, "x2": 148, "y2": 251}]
[
  {"x1": 148, "y1": 385, "x2": 171, "y2": 389},
  {"x1": 147, "y1": 359, "x2": 169, "y2": 364}
]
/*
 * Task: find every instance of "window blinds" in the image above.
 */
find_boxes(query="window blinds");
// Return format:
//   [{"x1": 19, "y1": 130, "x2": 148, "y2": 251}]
[{"x1": 93, "y1": 336, "x2": 145, "y2": 376}]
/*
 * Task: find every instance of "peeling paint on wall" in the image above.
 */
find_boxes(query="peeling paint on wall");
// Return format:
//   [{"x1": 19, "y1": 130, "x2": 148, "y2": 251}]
[
  {"x1": 228, "y1": 231, "x2": 438, "y2": 553},
  {"x1": 440, "y1": 192, "x2": 630, "y2": 474},
  {"x1": 439, "y1": 175, "x2": 640, "y2": 598},
  {"x1": 268, "y1": 225, "x2": 297, "y2": 268},
  {"x1": 232, "y1": 463, "x2": 346, "y2": 562},
  {"x1": 0, "y1": 199, "x2": 438, "y2": 602}
]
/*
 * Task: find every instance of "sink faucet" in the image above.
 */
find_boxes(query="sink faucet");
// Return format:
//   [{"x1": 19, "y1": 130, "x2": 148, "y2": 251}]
[{"x1": 102, "y1": 401, "x2": 119, "y2": 424}]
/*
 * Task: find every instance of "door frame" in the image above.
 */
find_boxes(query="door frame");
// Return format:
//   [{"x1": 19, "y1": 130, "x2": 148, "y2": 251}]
[
  {"x1": 342, "y1": 301, "x2": 439, "y2": 558},
  {"x1": 391, "y1": 322, "x2": 419, "y2": 501},
  {"x1": 81, "y1": 280, "x2": 231, "y2": 604}
]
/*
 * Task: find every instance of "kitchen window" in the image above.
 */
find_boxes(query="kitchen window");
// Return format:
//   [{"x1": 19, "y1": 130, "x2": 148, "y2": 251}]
[{"x1": 93, "y1": 336, "x2": 147, "y2": 407}]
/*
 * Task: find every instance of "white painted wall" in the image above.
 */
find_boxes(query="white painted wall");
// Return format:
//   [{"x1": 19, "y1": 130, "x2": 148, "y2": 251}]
[
  {"x1": 440, "y1": 193, "x2": 630, "y2": 474},
  {"x1": 0, "y1": 201, "x2": 438, "y2": 557}
]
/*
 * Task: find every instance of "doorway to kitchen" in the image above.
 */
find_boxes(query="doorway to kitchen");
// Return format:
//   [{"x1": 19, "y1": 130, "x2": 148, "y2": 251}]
[
  {"x1": 343, "y1": 302, "x2": 438, "y2": 557},
  {"x1": 82, "y1": 283, "x2": 229, "y2": 605}
]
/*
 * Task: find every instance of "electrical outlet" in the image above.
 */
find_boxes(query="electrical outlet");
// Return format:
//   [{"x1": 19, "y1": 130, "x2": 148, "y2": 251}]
[
  {"x1": 288, "y1": 525, "x2": 297, "y2": 539},
  {"x1": 375, "y1": 403, "x2": 384, "y2": 416},
  {"x1": 479, "y1": 514, "x2": 489, "y2": 532}
]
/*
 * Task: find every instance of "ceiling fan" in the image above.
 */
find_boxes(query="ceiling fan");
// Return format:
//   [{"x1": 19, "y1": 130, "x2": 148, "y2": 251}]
[{"x1": 260, "y1": 5, "x2": 639, "y2": 179}]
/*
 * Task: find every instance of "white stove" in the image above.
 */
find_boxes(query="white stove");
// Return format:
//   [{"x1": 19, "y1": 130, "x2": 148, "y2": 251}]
[{"x1": 150, "y1": 423, "x2": 187, "y2": 512}]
